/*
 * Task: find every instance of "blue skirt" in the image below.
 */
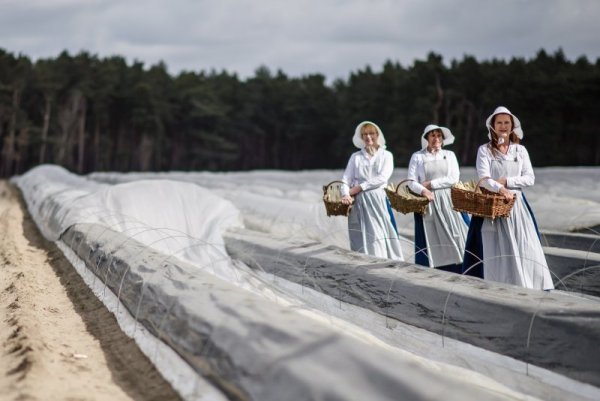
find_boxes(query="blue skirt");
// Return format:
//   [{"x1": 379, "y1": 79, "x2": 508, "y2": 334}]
[{"x1": 415, "y1": 211, "x2": 470, "y2": 273}]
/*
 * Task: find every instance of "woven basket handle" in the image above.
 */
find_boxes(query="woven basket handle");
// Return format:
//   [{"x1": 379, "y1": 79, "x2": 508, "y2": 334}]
[
  {"x1": 475, "y1": 177, "x2": 491, "y2": 192},
  {"x1": 323, "y1": 180, "x2": 346, "y2": 195},
  {"x1": 395, "y1": 178, "x2": 414, "y2": 195},
  {"x1": 476, "y1": 176, "x2": 512, "y2": 203}
]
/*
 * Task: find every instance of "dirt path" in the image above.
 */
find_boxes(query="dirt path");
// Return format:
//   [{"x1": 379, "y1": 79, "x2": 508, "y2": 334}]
[{"x1": 0, "y1": 180, "x2": 182, "y2": 401}]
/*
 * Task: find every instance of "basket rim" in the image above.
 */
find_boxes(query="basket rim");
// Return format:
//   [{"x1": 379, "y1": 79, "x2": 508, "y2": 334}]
[
  {"x1": 385, "y1": 184, "x2": 429, "y2": 215},
  {"x1": 450, "y1": 179, "x2": 516, "y2": 219},
  {"x1": 322, "y1": 180, "x2": 346, "y2": 195},
  {"x1": 388, "y1": 180, "x2": 428, "y2": 200},
  {"x1": 322, "y1": 181, "x2": 353, "y2": 216}
]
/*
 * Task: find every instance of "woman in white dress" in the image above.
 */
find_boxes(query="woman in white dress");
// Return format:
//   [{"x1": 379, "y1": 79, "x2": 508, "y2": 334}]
[
  {"x1": 407, "y1": 125, "x2": 470, "y2": 273},
  {"x1": 340, "y1": 121, "x2": 404, "y2": 260},
  {"x1": 462, "y1": 106, "x2": 554, "y2": 290}
]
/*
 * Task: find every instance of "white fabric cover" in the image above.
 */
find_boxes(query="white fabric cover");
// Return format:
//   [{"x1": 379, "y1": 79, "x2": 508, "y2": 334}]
[
  {"x1": 486, "y1": 106, "x2": 524, "y2": 140},
  {"x1": 352, "y1": 120, "x2": 387, "y2": 149},
  {"x1": 420, "y1": 124, "x2": 455, "y2": 149},
  {"x1": 13, "y1": 165, "x2": 243, "y2": 274}
]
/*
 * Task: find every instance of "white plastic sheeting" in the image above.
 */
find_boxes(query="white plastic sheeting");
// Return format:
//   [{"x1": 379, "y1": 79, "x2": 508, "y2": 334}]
[
  {"x1": 90, "y1": 167, "x2": 600, "y2": 235},
  {"x1": 15, "y1": 165, "x2": 243, "y2": 277},
  {"x1": 11, "y1": 165, "x2": 600, "y2": 401},
  {"x1": 63, "y1": 223, "x2": 545, "y2": 401}
]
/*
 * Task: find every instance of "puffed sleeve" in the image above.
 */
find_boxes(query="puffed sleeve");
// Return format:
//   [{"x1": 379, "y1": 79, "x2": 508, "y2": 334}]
[
  {"x1": 359, "y1": 150, "x2": 393, "y2": 191},
  {"x1": 407, "y1": 152, "x2": 425, "y2": 194},
  {"x1": 506, "y1": 145, "x2": 535, "y2": 188},
  {"x1": 476, "y1": 145, "x2": 503, "y2": 192},
  {"x1": 430, "y1": 150, "x2": 460, "y2": 189},
  {"x1": 341, "y1": 153, "x2": 356, "y2": 196}
]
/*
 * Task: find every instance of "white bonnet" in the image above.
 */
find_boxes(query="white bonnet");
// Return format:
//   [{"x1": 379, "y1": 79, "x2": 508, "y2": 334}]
[
  {"x1": 421, "y1": 124, "x2": 455, "y2": 149},
  {"x1": 485, "y1": 106, "x2": 523, "y2": 139},
  {"x1": 352, "y1": 121, "x2": 387, "y2": 149}
]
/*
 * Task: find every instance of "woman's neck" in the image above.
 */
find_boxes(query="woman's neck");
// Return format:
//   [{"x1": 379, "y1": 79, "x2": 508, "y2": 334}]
[
  {"x1": 496, "y1": 142, "x2": 509, "y2": 154},
  {"x1": 364, "y1": 145, "x2": 379, "y2": 156}
]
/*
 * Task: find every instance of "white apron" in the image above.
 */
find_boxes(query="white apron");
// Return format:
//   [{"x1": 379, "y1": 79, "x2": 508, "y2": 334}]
[
  {"x1": 348, "y1": 156, "x2": 403, "y2": 261},
  {"x1": 421, "y1": 159, "x2": 468, "y2": 267},
  {"x1": 481, "y1": 159, "x2": 554, "y2": 289}
]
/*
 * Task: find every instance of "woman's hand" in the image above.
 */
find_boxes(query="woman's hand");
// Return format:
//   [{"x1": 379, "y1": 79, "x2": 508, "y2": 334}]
[
  {"x1": 421, "y1": 188, "x2": 434, "y2": 202},
  {"x1": 498, "y1": 187, "x2": 514, "y2": 201},
  {"x1": 341, "y1": 195, "x2": 354, "y2": 205},
  {"x1": 349, "y1": 185, "x2": 362, "y2": 196},
  {"x1": 422, "y1": 180, "x2": 432, "y2": 190},
  {"x1": 496, "y1": 177, "x2": 508, "y2": 187}
]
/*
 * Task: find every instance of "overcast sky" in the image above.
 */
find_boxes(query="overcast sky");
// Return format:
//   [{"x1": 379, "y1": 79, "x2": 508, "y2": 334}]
[{"x1": 1, "y1": 0, "x2": 599, "y2": 81}]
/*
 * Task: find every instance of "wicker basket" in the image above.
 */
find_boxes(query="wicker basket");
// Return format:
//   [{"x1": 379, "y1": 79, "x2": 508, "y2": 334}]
[
  {"x1": 451, "y1": 177, "x2": 516, "y2": 219},
  {"x1": 322, "y1": 180, "x2": 352, "y2": 217},
  {"x1": 385, "y1": 179, "x2": 430, "y2": 215}
]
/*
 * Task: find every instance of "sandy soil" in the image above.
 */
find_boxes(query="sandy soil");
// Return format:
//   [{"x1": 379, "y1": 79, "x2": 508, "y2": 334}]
[{"x1": 0, "y1": 180, "x2": 182, "y2": 401}]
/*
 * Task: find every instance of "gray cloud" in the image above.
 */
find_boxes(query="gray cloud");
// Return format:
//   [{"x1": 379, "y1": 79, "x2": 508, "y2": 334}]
[{"x1": 1, "y1": 0, "x2": 599, "y2": 80}]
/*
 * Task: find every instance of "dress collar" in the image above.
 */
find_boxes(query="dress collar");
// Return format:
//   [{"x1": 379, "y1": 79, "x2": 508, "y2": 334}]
[
  {"x1": 361, "y1": 147, "x2": 383, "y2": 158},
  {"x1": 423, "y1": 148, "x2": 444, "y2": 156},
  {"x1": 489, "y1": 142, "x2": 516, "y2": 159}
]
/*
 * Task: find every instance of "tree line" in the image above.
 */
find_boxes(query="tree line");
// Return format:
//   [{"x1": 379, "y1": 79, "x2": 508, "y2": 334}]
[{"x1": 0, "y1": 48, "x2": 598, "y2": 177}]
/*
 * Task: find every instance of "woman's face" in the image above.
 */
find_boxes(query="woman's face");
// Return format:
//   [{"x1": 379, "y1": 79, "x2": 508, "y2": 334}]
[
  {"x1": 361, "y1": 128, "x2": 379, "y2": 147},
  {"x1": 426, "y1": 130, "x2": 443, "y2": 151},
  {"x1": 493, "y1": 114, "x2": 513, "y2": 140}
]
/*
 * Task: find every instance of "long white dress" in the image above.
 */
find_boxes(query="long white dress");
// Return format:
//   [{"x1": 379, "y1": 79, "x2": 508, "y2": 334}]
[
  {"x1": 472, "y1": 143, "x2": 554, "y2": 290},
  {"x1": 407, "y1": 149, "x2": 469, "y2": 269},
  {"x1": 341, "y1": 148, "x2": 404, "y2": 260}
]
